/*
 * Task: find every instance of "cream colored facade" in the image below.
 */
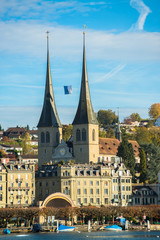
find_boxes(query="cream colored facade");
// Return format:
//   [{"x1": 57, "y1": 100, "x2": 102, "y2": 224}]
[
  {"x1": 36, "y1": 161, "x2": 132, "y2": 207},
  {"x1": 0, "y1": 163, "x2": 35, "y2": 208},
  {"x1": 0, "y1": 165, "x2": 7, "y2": 208}
]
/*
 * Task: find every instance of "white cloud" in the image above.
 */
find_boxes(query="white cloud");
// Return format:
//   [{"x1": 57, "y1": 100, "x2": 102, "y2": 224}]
[
  {"x1": 0, "y1": 21, "x2": 160, "y2": 63},
  {"x1": 130, "y1": 0, "x2": 151, "y2": 31}
]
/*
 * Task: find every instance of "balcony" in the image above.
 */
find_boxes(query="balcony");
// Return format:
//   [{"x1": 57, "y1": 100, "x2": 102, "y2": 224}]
[
  {"x1": 16, "y1": 178, "x2": 23, "y2": 183},
  {"x1": 8, "y1": 187, "x2": 30, "y2": 191},
  {"x1": 16, "y1": 195, "x2": 23, "y2": 199}
]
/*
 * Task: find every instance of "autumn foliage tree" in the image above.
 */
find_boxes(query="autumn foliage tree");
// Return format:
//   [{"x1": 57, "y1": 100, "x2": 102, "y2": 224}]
[{"x1": 149, "y1": 103, "x2": 160, "y2": 120}]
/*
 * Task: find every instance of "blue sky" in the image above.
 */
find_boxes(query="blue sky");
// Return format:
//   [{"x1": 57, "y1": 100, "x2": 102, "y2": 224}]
[{"x1": 0, "y1": 0, "x2": 160, "y2": 130}]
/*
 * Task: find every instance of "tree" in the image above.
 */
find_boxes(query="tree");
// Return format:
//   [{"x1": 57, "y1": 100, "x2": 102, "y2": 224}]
[
  {"x1": 141, "y1": 143, "x2": 160, "y2": 183},
  {"x1": 97, "y1": 110, "x2": 118, "y2": 128},
  {"x1": 135, "y1": 126, "x2": 151, "y2": 145},
  {"x1": 130, "y1": 113, "x2": 142, "y2": 122},
  {"x1": 139, "y1": 148, "x2": 147, "y2": 183},
  {"x1": 117, "y1": 137, "x2": 135, "y2": 180},
  {"x1": 62, "y1": 124, "x2": 73, "y2": 142},
  {"x1": 22, "y1": 132, "x2": 32, "y2": 154},
  {"x1": 0, "y1": 149, "x2": 7, "y2": 158},
  {"x1": 149, "y1": 103, "x2": 160, "y2": 120},
  {"x1": 26, "y1": 125, "x2": 30, "y2": 130}
]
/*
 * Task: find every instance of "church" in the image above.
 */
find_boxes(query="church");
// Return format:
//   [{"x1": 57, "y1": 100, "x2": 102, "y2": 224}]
[{"x1": 35, "y1": 32, "x2": 136, "y2": 208}]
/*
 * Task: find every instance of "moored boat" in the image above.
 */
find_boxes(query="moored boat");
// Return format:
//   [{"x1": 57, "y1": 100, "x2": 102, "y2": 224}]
[
  {"x1": 104, "y1": 224, "x2": 122, "y2": 231},
  {"x1": 56, "y1": 224, "x2": 75, "y2": 232},
  {"x1": 3, "y1": 228, "x2": 11, "y2": 234}
]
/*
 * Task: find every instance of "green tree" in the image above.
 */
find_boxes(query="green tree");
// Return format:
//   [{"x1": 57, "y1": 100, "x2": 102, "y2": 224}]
[
  {"x1": 141, "y1": 143, "x2": 160, "y2": 183},
  {"x1": 117, "y1": 137, "x2": 135, "y2": 180},
  {"x1": 26, "y1": 125, "x2": 30, "y2": 130},
  {"x1": 135, "y1": 126, "x2": 151, "y2": 145},
  {"x1": 106, "y1": 128, "x2": 115, "y2": 138},
  {"x1": 149, "y1": 103, "x2": 160, "y2": 120},
  {"x1": 130, "y1": 113, "x2": 142, "y2": 122},
  {"x1": 62, "y1": 124, "x2": 73, "y2": 142},
  {"x1": 97, "y1": 110, "x2": 118, "y2": 128},
  {"x1": 139, "y1": 148, "x2": 147, "y2": 183}
]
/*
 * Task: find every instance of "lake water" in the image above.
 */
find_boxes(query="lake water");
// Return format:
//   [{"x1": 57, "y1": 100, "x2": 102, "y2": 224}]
[{"x1": 1, "y1": 231, "x2": 160, "y2": 240}]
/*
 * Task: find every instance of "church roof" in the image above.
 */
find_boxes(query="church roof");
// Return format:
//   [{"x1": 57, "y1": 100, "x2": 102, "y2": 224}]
[
  {"x1": 37, "y1": 36, "x2": 62, "y2": 128},
  {"x1": 72, "y1": 32, "x2": 98, "y2": 125}
]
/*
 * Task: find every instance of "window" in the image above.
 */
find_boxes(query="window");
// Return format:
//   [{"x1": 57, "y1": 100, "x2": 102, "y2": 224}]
[
  {"x1": 25, "y1": 199, "x2": 28, "y2": 204},
  {"x1": 77, "y1": 189, "x2": 81, "y2": 195},
  {"x1": 78, "y1": 198, "x2": 81, "y2": 204},
  {"x1": 76, "y1": 129, "x2": 81, "y2": 141},
  {"x1": 18, "y1": 182, "x2": 21, "y2": 187},
  {"x1": 82, "y1": 129, "x2": 86, "y2": 141},
  {"x1": 113, "y1": 179, "x2": 117, "y2": 183},
  {"x1": 104, "y1": 189, "x2": 108, "y2": 195},
  {"x1": 122, "y1": 194, "x2": 125, "y2": 199},
  {"x1": 26, "y1": 174, "x2": 28, "y2": 180},
  {"x1": 84, "y1": 189, "x2": 87, "y2": 194},
  {"x1": 84, "y1": 198, "x2": 87, "y2": 204},
  {"x1": 46, "y1": 182, "x2": 48, "y2": 187},
  {"x1": 96, "y1": 181, "x2": 99, "y2": 186},
  {"x1": 46, "y1": 132, "x2": 50, "y2": 143},
  {"x1": 0, "y1": 185, "x2": 2, "y2": 191},
  {"x1": 92, "y1": 129, "x2": 95, "y2": 141},
  {"x1": 11, "y1": 191, "x2": 13, "y2": 196},
  {"x1": 11, "y1": 182, "x2": 13, "y2": 187},
  {"x1": 26, "y1": 182, "x2": 28, "y2": 187},
  {"x1": 11, "y1": 174, "x2": 13, "y2": 180},
  {"x1": 104, "y1": 181, "x2": 108, "y2": 186},
  {"x1": 96, "y1": 198, "x2": 100, "y2": 204},
  {"x1": 96, "y1": 189, "x2": 99, "y2": 194},
  {"x1": 39, "y1": 182, "x2": 42, "y2": 187},
  {"x1": 18, "y1": 200, "x2": 21, "y2": 205},
  {"x1": 90, "y1": 198, "x2": 94, "y2": 204},
  {"x1": 56, "y1": 132, "x2": 59, "y2": 143},
  {"x1": 122, "y1": 186, "x2": 125, "y2": 191},
  {"x1": 25, "y1": 190, "x2": 28, "y2": 196},
  {"x1": 121, "y1": 179, "x2": 125, "y2": 183},
  {"x1": 78, "y1": 181, "x2": 80, "y2": 186},
  {"x1": 41, "y1": 132, "x2": 45, "y2": 143},
  {"x1": 105, "y1": 198, "x2": 108, "y2": 204},
  {"x1": 84, "y1": 181, "x2": 86, "y2": 185},
  {"x1": 90, "y1": 189, "x2": 93, "y2": 194},
  {"x1": 90, "y1": 181, "x2": 93, "y2": 186}
]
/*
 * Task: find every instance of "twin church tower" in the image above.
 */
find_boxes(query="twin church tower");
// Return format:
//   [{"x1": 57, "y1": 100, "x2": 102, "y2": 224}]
[{"x1": 37, "y1": 32, "x2": 99, "y2": 166}]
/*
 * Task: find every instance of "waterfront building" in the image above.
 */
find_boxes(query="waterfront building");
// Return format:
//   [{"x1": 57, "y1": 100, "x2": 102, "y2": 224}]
[
  {"x1": 132, "y1": 185, "x2": 158, "y2": 205},
  {"x1": 36, "y1": 160, "x2": 132, "y2": 207},
  {"x1": 0, "y1": 162, "x2": 35, "y2": 207}
]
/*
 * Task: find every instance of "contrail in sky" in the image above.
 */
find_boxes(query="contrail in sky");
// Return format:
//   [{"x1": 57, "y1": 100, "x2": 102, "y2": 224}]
[{"x1": 130, "y1": 0, "x2": 151, "y2": 31}]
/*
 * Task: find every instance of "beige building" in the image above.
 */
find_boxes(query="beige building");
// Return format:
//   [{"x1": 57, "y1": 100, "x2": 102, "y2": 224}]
[
  {"x1": 0, "y1": 162, "x2": 35, "y2": 208},
  {"x1": 36, "y1": 160, "x2": 132, "y2": 207}
]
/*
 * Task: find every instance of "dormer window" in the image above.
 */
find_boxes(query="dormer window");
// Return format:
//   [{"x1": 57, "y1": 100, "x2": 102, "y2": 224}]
[
  {"x1": 18, "y1": 165, "x2": 20, "y2": 170},
  {"x1": 10, "y1": 165, "x2": 13, "y2": 170}
]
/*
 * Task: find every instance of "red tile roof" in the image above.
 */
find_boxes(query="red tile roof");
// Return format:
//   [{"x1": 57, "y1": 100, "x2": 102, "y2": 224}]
[{"x1": 99, "y1": 138, "x2": 140, "y2": 157}]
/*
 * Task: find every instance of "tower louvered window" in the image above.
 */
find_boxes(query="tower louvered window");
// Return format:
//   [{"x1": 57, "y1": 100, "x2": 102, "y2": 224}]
[
  {"x1": 46, "y1": 131, "x2": 50, "y2": 143},
  {"x1": 76, "y1": 129, "x2": 81, "y2": 141},
  {"x1": 82, "y1": 128, "x2": 86, "y2": 141},
  {"x1": 92, "y1": 129, "x2": 95, "y2": 141},
  {"x1": 41, "y1": 132, "x2": 45, "y2": 143}
]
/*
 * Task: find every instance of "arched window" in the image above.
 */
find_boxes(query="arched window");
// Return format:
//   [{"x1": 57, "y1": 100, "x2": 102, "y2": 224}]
[
  {"x1": 82, "y1": 128, "x2": 86, "y2": 141},
  {"x1": 76, "y1": 129, "x2": 81, "y2": 141},
  {"x1": 92, "y1": 129, "x2": 95, "y2": 141},
  {"x1": 41, "y1": 132, "x2": 45, "y2": 143},
  {"x1": 46, "y1": 131, "x2": 50, "y2": 143},
  {"x1": 56, "y1": 132, "x2": 59, "y2": 143}
]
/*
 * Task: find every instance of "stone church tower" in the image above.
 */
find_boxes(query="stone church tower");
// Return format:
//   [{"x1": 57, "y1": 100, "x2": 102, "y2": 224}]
[
  {"x1": 37, "y1": 35, "x2": 62, "y2": 166},
  {"x1": 72, "y1": 32, "x2": 99, "y2": 164}
]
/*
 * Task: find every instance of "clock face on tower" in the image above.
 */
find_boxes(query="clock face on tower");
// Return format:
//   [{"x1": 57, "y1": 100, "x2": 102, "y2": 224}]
[{"x1": 59, "y1": 148, "x2": 66, "y2": 156}]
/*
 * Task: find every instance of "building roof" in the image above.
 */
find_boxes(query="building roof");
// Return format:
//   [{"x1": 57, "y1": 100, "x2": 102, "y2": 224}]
[
  {"x1": 37, "y1": 36, "x2": 62, "y2": 128},
  {"x1": 20, "y1": 154, "x2": 38, "y2": 159},
  {"x1": 4, "y1": 127, "x2": 27, "y2": 137},
  {"x1": 99, "y1": 138, "x2": 140, "y2": 158},
  {"x1": 72, "y1": 33, "x2": 98, "y2": 125}
]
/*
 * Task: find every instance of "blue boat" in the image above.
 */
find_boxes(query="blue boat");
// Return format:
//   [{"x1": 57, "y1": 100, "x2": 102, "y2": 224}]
[
  {"x1": 56, "y1": 224, "x2": 75, "y2": 232},
  {"x1": 3, "y1": 229, "x2": 11, "y2": 234},
  {"x1": 104, "y1": 224, "x2": 122, "y2": 231}
]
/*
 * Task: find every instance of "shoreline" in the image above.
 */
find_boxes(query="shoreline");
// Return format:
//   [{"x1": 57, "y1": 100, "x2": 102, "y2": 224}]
[{"x1": 1, "y1": 224, "x2": 160, "y2": 234}]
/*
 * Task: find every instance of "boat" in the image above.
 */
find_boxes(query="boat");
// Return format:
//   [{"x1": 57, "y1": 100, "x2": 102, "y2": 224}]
[
  {"x1": 56, "y1": 224, "x2": 75, "y2": 232},
  {"x1": 32, "y1": 223, "x2": 42, "y2": 232},
  {"x1": 104, "y1": 224, "x2": 122, "y2": 231},
  {"x1": 3, "y1": 229, "x2": 11, "y2": 234}
]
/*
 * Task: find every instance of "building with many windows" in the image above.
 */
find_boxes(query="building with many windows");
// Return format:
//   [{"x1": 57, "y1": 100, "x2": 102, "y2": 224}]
[
  {"x1": 0, "y1": 163, "x2": 35, "y2": 207},
  {"x1": 36, "y1": 160, "x2": 132, "y2": 207}
]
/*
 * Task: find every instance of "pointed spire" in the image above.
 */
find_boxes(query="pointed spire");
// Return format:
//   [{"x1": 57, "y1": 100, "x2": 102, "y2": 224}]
[
  {"x1": 72, "y1": 32, "x2": 98, "y2": 125},
  {"x1": 37, "y1": 33, "x2": 62, "y2": 128},
  {"x1": 115, "y1": 107, "x2": 122, "y2": 141}
]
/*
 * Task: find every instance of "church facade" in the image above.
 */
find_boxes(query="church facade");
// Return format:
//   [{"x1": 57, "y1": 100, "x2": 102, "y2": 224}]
[{"x1": 36, "y1": 33, "x2": 133, "y2": 207}]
